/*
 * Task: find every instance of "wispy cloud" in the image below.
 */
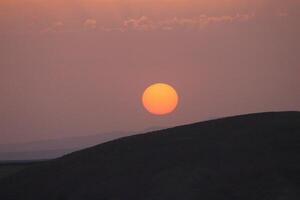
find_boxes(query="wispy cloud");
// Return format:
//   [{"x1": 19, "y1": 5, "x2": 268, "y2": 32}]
[
  {"x1": 41, "y1": 21, "x2": 64, "y2": 33},
  {"x1": 120, "y1": 13, "x2": 255, "y2": 32},
  {"x1": 38, "y1": 13, "x2": 255, "y2": 34},
  {"x1": 83, "y1": 19, "x2": 97, "y2": 30}
]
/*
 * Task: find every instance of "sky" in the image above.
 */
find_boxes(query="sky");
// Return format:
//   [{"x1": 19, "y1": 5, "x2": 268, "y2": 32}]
[{"x1": 1, "y1": 0, "x2": 299, "y2": 144}]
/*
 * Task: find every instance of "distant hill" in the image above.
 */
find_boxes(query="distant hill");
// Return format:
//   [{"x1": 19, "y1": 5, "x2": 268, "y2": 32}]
[
  {"x1": 0, "y1": 127, "x2": 165, "y2": 160},
  {"x1": 0, "y1": 111, "x2": 299, "y2": 200},
  {"x1": 0, "y1": 131, "x2": 133, "y2": 160}
]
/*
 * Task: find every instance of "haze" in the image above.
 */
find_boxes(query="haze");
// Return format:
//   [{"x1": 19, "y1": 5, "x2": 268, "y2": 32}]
[{"x1": 1, "y1": 0, "x2": 299, "y2": 144}]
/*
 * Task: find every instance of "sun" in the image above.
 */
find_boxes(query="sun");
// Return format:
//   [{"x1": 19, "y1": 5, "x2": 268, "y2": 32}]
[{"x1": 142, "y1": 83, "x2": 179, "y2": 115}]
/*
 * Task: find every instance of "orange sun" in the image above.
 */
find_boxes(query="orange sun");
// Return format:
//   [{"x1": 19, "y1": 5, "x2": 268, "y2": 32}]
[{"x1": 142, "y1": 83, "x2": 179, "y2": 115}]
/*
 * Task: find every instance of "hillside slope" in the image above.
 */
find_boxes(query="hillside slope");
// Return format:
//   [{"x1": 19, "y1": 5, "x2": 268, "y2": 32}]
[{"x1": 0, "y1": 112, "x2": 299, "y2": 200}]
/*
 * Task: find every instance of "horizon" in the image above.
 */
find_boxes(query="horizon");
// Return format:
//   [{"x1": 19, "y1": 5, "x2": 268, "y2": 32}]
[{"x1": 0, "y1": 110, "x2": 298, "y2": 146}]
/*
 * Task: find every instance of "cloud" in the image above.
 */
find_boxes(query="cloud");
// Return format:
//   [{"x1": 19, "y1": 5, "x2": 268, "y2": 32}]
[
  {"x1": 123, "y1": 16, "x2": 155, "y2": 31},
  {"x1": 120, "y1": 13, "x2": 255, "y2": 32},
  {"x1": 41, "y1": 21, "x2": 64, "y2": 33},
  {"x1": 38, "y1": 13, "x2": 255, "y2": 34},
  {"x1": 83, "y1": 19, "x2": 97, "y2": 30}
]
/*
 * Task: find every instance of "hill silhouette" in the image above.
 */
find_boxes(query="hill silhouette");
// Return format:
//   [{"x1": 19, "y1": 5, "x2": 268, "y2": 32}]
[
  {"x1": 0, "y1": 131, "x2": 132, "y2": 160},
  {"x1": 0, "y1": 111, "x2": 299, "y2": 200}
]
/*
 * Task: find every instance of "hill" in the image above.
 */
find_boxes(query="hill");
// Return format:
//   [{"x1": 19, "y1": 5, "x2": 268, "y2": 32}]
[
  {"x1": 0, "y1": 160, "x2": 46, "y2": 180},
  {"x1": 0, "y1": 131, "x2": 131, "y2": 160},
  {"x1": 0, "y1": 111, "x2": 299, "y2": 200},
  {"x1": 0, "y1": 128, "x2": 161, "y2": 160}
]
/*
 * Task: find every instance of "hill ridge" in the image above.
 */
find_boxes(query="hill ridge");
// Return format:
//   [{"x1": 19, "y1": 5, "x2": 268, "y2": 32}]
[{"x1": 0, "y1": 111, "x2": 299, "y2": 200}]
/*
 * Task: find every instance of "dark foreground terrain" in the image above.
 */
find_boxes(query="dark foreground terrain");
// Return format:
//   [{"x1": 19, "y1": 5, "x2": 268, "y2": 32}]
[
  {"x1": 0, "y1": 160, "x2": 46, "y2": 179},
  {"x1": 0, "y1": 112, "x2": 299, "y2": 200}
]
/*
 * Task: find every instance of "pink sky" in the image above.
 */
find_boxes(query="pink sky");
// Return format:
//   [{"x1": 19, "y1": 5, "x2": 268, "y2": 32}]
[{"x1": 0, "y1": 0, "x2": 299, "y2": 144}]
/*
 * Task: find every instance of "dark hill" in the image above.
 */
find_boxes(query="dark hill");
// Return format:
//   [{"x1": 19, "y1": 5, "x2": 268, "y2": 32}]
[{"x1": 0, "y1": 112, "x2": 299, "y2": 200}]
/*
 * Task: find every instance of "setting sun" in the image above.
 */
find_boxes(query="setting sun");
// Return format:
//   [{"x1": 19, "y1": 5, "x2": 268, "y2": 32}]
[{"x1": 142, "y1": 83, "x2": 179, "y2": 115}]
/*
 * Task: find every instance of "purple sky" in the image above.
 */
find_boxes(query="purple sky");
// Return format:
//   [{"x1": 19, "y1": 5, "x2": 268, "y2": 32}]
[{"x1": 1, "y1": 0, "x2": 299, "y2": 144}]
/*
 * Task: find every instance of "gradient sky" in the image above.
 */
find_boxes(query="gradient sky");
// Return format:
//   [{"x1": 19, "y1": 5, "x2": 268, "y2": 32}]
[{"x1": 1, "y1": 0, "x2": 299, "y2": 144}]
